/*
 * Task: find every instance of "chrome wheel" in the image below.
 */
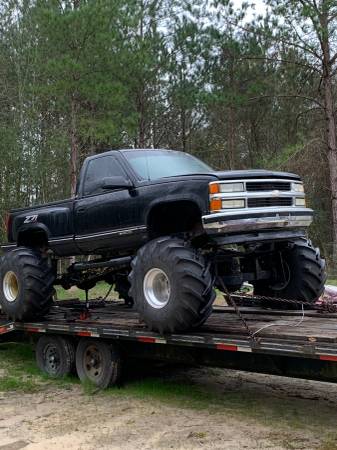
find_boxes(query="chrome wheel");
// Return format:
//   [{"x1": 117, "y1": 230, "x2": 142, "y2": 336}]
[
  {"x1": 143, "y1": 268, "x2": 171, "y2": 309},
  {"x1": 3, "y1": 271, "x2": 19, "y2": 303}
]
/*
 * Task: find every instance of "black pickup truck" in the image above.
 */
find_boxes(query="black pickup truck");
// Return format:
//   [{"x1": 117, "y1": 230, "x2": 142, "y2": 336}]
[{"x1": 0, "y1": 149, "x2": 326, "y2": 333}]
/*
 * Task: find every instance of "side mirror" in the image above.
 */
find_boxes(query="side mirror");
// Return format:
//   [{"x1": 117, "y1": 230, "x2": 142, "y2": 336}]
[{"x1": 101, "y1": 176, "x2": 133, "y2": 190}]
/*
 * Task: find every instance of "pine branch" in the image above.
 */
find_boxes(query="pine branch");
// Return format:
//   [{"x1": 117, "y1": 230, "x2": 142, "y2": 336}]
[
  {"x1": 237, "y1": 56, "x2": 320, "y2": 73},
  {"x1": 248, "y1": 94, "x2": 324, "y2": 108},
  {"x1": 330, "y1": 52, "x2": 337, "y2": 66}
]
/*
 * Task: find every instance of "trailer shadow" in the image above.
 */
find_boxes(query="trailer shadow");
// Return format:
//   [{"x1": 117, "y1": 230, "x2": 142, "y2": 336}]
[{"x1": 110, "y1": 358, "x2": 337, "y2": 433}]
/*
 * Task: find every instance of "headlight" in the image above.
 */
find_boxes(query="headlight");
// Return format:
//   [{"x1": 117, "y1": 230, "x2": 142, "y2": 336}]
[
  {"x1": 293, "y1": 183, "x2": 304, "y2": 193},
  {"x1": 220, "y1": 182, "x2": 244, "y2": 193},
  {"x1": 222, "y1": 199, "x2": 245, "y2": 209},
  {"x1": 295, "y1": 197, "x2": 306, "y2": 207},
  {"x1": 209, "y1": 198, "x2": 245, "y2": 211},
  {"x1": 209, "y1": 182, "x2": 244, "y2": 194}
]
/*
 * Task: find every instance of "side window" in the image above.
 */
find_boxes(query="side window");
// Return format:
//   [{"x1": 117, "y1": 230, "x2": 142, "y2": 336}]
[{"x1": 83, "y1": 156, "x2": 127, "y2": 196}]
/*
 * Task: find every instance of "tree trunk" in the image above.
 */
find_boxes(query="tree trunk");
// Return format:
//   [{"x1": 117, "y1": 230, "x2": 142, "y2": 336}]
[
  {"x1": 136, "y1": 2, "x2": 146, "y2": 148},
  {"x1": 320, "y1": 8, "x2": 337, "y2": 262},
  {"x1": 70, "y1": 95, "x2": 78, "y2": 198},
  {"x1": 228, "y1": 104, "x2": 236, "y2": 169},
  {"x1": 181, "y1": 107, "x2": 187, "y2": 151},
  {"x1": 137, "y1": 86, "x2": 146, "y2": 148},
  {"x1": 227, "y1": 53, "x2": 236, "y2": 169},
  {"x1": 323, "y1": 75, "x2": 337, "y2": 261},
  {"x1": 69, "y1": 0, "x2": 80, "y2": 198}
]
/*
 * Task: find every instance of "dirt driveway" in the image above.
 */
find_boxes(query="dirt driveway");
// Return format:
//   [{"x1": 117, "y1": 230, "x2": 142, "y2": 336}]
[{"x1": 1, "y1": 364, "x2": 337, "y2": 450}]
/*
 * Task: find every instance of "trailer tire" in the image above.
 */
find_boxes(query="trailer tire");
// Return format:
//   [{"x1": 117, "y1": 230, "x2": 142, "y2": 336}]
[
  {"x1": 129, "y1": 236, "x2": 215, "y2": 334},
  {"x1": 253, "y1": 239, "x2": 326, "y2": 308},
  {"x1": 76, "y1": 339, "x2": 121, "y2": 388},
  {"x1": 36, "y1": 335, "x2": 75, "y2": 377},
  {"x1": 0, "y1": 247, "x2": 55, "y2": 320}
]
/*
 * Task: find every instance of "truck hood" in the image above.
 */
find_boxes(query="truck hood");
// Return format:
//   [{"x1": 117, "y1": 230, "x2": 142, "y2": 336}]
[{"x1": 209, "y1": 169, "x2": 300, "y2": 181}]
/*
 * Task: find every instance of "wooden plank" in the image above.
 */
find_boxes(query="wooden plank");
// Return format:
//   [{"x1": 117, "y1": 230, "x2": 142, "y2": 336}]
[{"x1": 3, "y1": 303, "x2": 337, "y2": 346}]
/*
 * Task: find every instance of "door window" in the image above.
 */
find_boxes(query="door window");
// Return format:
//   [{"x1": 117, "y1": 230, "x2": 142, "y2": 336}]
[{"x1": 83, "y1": 156, "x2": 127, "y2": 196}]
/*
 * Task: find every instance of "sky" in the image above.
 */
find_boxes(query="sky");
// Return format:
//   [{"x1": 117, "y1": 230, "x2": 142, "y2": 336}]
[{"x1": 232, "y1": 0, "x2": 267, "y2": 20}]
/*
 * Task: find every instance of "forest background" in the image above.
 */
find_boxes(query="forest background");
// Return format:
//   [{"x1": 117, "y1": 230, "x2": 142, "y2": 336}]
[{"x1": 0, "y1": 0, "x2": 336, "y2": 266}]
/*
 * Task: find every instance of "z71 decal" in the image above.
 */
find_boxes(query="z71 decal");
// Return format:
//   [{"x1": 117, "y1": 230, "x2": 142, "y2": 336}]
[{"x1": 24, "y1": 215, "x2": 38, "y2": 224}]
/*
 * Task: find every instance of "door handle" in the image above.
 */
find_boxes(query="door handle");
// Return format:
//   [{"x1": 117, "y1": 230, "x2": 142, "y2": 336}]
[{"x1": 77, "y1": 207, "x2": 86, "y2": 213}]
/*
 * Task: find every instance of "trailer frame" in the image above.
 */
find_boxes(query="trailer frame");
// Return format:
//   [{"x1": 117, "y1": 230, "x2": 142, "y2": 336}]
[{"x1": 2, "y1": 299, "x2": 337, "y2": 385}]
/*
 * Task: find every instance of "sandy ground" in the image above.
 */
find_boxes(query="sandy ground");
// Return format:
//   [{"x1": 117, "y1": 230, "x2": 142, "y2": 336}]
[{"x1": 1, "y1": 365, "x2": 337, "y2": 450}]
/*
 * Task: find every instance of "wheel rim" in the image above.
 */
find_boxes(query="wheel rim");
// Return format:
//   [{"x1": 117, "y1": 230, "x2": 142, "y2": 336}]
[
  {"x1": 3, "y1": 271, "x2": 19, "y2": 303},
  {"x1": 83, "y1": 345, "x2": 103, "y2": 381},
  {"x1": 143, "y1": 268, "x2": 171, "y2": 309},
  {"x1": 44, "y1": 344, "x2": 61, "y2": 375}
]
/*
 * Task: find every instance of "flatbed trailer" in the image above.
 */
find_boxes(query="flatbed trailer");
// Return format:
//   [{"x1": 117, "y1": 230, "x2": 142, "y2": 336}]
[{"x1": 1, "y1": 299, "x2": 337, "y2": 386}]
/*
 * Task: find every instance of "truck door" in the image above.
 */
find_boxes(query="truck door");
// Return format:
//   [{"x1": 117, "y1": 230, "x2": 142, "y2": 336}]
[{"x1": 74, "y1": 154, "x2": 139, "y2": 254}]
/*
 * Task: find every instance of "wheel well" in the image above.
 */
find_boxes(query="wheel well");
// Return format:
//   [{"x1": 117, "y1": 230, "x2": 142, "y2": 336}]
[
  {"x1": 147, "y1": 201, "x2": 202, "y2": 238},
  {"x1": 17, "y1": 228, "x2": 48, "y2": 248}
]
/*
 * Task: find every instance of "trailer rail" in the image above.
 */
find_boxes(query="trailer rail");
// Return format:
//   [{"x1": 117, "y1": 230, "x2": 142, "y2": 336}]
[{"x1": 2, "y1": 300, "x2": 337, "y2": 362}]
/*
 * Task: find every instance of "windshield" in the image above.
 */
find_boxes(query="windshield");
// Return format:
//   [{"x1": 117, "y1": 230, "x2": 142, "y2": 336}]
[{"x1": 122, "y1": 150, "x2": 212, "y2": 181}]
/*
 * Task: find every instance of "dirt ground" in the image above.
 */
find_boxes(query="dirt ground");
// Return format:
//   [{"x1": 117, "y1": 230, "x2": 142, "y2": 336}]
[{"x1": 1, "y1": 364, "x2": 337, "y2": 450}]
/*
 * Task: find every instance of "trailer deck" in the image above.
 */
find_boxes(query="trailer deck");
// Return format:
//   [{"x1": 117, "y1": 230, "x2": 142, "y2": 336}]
[{"x1": 2, "y1": 300, "x2": 337, "y2": 363}]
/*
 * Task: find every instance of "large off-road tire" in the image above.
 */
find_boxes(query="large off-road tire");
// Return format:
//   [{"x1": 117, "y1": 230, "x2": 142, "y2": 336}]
[
  {"x1": 0, "y1": 247, "x2": 55, "y2": 321},
  {"x1": 114, "y1": 275, "x2": 133, "y2": 306},
  {"x1": 253, "y1": 239, "x2": 326, "y2": 308},
  {"x1": 128, "y1": 236, "x2": 215, "y2": 334},
  {"x1": 36, "y1": 335, "x2": 75, "y2": 378},
  {"x1": 76, "y1": 339, "x2": 122, "y2": 388}
]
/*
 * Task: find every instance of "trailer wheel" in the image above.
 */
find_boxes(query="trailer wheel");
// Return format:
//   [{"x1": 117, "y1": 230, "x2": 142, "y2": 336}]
[
  {"x1": 129, "y1": 236, "x2": 215, "y2": 334},
  {"x1": 0, "y1": 247, "x2": 55, "y2": 321},
  {"x1": 36, "y1": 335, "x2": 75, "y2": 377},
  {"x1": 253, "y1": 239, "x2": 326, "y2": 308},
  {"x1": 76, "y1": 339, "x2": 121, "y2": 388}
]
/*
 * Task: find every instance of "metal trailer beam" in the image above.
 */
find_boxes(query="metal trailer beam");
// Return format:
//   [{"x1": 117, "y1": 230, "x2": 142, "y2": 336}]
[{"x1": 1, "y1": 300, "x2": 337, "y2": 382}]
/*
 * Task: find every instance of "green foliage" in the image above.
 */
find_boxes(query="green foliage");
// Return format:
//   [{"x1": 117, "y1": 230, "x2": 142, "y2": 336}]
[{"x1": 0, "y1": 342, "x2": 78, "y2": 392}]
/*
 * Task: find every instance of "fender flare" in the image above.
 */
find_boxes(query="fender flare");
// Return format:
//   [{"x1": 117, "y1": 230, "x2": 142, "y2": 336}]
[
  {"x1": 16, "y1": 222, "x2": 51, "y2": 246},
  {"x1": 144, "y1": 195, "x2": 204, "y2": 227}
]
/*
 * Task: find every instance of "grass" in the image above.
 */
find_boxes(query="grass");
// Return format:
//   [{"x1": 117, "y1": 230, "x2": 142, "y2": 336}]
[
  {"x1": 0, "y1": 342, "x2": 78, "y2": 392},
  {"x1": 100, "y1": 375, "x2": 336, "y2": 431},
  {"x1": 55, "y1": 281, "x2": 118, "y2": 301},
  {"x1": 102, "y1": 375, "x2": 337, "y2": 449},
  {"x1": 319, "y1": 436, "x2": 337, "y2": 450}
]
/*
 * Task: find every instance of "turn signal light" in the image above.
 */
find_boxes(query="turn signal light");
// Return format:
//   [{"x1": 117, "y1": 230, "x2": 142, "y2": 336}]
[
  {"x1": 209, "y1": 183, "x2": 219, "y2": 194},
  {"x1": 210, "y1": 198, "x2": 222, "y2": 211}
]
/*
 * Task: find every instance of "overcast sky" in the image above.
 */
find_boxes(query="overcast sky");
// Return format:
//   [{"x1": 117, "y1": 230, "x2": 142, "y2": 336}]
[{"x1": 232, "y1": 0, "x2": 267, "y2": 19}]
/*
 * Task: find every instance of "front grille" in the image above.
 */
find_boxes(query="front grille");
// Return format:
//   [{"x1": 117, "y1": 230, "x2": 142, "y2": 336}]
[
  {"x1": 246, "y1": 181, "x2": 291, "y2": 192},
  {"x1": 247, "y1": 197, "x2": 293, "y2": 208}
]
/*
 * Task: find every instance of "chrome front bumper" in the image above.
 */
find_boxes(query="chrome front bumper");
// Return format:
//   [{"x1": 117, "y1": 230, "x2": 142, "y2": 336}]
[{"x1": 202, "y1": 207, "x2": 313, "y2": 234}]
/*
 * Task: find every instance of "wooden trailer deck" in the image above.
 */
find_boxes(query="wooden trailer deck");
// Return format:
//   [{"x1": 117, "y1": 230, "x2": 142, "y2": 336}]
[{"x1": 2, "y1": 301, "x2": 337, "y2": 363}]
